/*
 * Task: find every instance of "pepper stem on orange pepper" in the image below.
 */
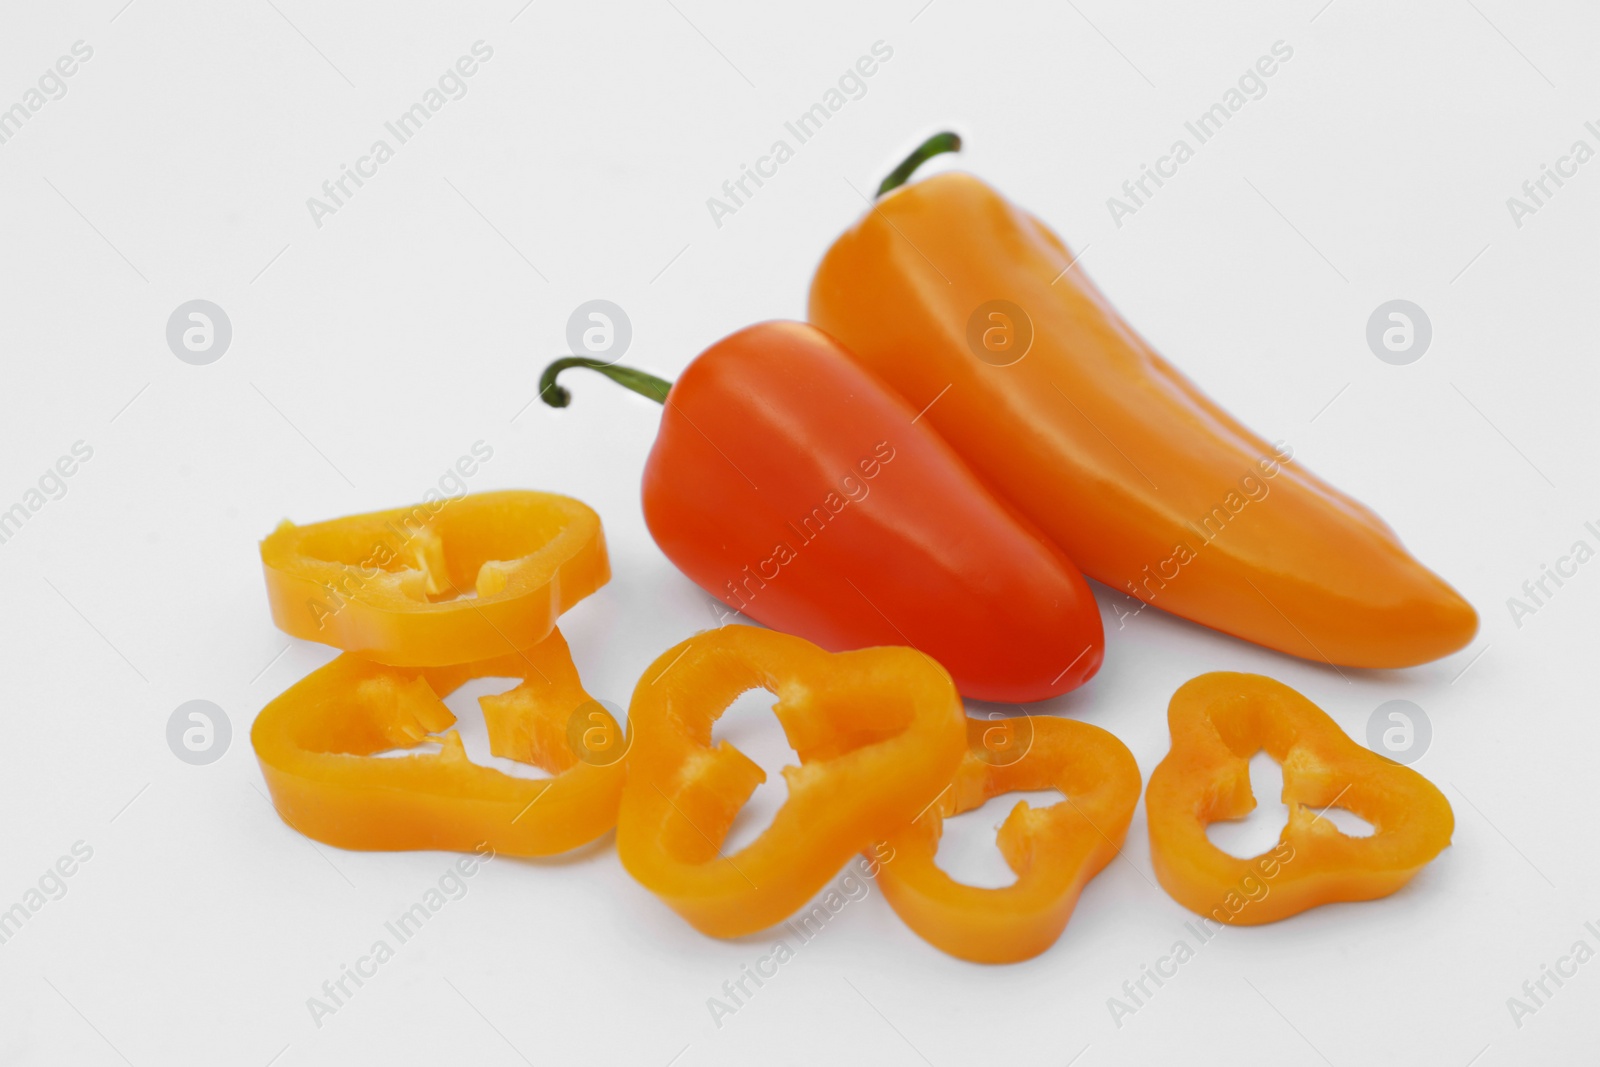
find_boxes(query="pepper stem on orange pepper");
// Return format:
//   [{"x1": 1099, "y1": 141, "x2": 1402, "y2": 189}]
[
  {"x1": 876, "y1": 131, "x2": 962, "y2": 197},
  {"x1": 540, "y1": 357, "x2": 672, "y2": 408}
]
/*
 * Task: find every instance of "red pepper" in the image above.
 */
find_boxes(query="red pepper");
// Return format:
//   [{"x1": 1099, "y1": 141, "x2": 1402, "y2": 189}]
[{"x1": 539, "y1": 321, "x2": 1104, "y2": 702}]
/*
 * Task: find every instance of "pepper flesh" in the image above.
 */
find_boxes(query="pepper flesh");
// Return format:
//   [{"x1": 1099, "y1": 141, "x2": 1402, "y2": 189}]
[
  {"x1": 876, "y1": 715, "x2": 1141, "y2": 963},
  {"x1": 1146, "y1": 672, "x2": 1453, "y2": 925},
  {"x1": 809, "y1": 159, "x2": 1477, "y2": 669},
  {"x1": 251, "y1": 627, "x2": 625, "y2": 855},
  {"x1": 615, "y1": 625, "x2": 965, "y2": 938},
  {"x1": 260, "y1": 490, "x2": 609, "y2": 666}
]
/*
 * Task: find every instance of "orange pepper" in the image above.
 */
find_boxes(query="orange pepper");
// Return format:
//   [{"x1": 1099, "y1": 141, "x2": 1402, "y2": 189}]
[
  {"x1": 809, "y1": 134, "x2": 1477, "y2": 669},
  {"x1": 1146, "y1": 672, "x2": 1453, "y2": 925},
  {"x1": 260, "y1": 490, "x2": 609, "y2": 666},
  {"x1": 252, "y1": 627, "x2": 625, "y2": 856},
  {"x1": 875, "y1": 715, "x2": 1140, "y2": 963},
  {"x1": 616, "y1": 626, "x2": 965, "y2": 938}
]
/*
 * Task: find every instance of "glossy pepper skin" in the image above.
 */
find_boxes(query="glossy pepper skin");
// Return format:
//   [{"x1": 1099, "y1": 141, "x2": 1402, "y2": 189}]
[
  {"x1": 876, "y1": 714, "x2": 1140, "y2": 963},
  {"x1": 615, "y1": 625, "x2": 965, "y2": 938},
  {"x1": 809, "y1": 148, "x2": 1477, "y2": 669},
  {"x1": 260, "y1": 490, "x2": 608, "y2": 667},
  {"x1": 252, "y1": 628, "x2": 625, "y2": 856},
  {"x1": 1145, "y1": 672, "x2": 1453, "y2": 925},
  {"x1": 543, "y1": 321, "x2": 1104, "y2": 702}
]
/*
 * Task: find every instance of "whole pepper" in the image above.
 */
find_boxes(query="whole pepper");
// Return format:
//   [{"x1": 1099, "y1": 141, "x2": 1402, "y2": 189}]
[
  {"x1": 809, "y1": 134, "x2": 1477, "y2": 669},
  {"x1": 539, "y1": 320, "x2": 1104, "y2": 703}
]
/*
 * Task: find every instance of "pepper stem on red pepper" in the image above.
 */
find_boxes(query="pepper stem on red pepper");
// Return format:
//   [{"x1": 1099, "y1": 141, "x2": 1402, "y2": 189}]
[
  {"x1": 540, "y1": 357, "x2": 672, "y2": 407},
  {"x1": 876, "y1": 131, "x2": 963, "y2": 197}
]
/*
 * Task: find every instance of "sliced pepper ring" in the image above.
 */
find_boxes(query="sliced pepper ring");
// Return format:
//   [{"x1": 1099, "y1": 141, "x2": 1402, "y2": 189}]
[
  {"x1": 616, "y1": 626, "x2": 965, "y2": 938},
  {"x1": 251, "y1": 627, "x2": 625, "y2": 856},
  {"x1": 875, "y1": 715, "x2": 1141, "y2": 963},
  {"x1": 260, "y1": 489, "x2": 609, "y2": 666},
  {"x1": 1146, "y1": 672, "x2": 1454, "y2": 925}
]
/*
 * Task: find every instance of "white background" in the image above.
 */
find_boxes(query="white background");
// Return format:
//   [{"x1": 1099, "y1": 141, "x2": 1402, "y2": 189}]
[{"x1": 1, "y1": 1, "x2": 1596, "y2": 1064}]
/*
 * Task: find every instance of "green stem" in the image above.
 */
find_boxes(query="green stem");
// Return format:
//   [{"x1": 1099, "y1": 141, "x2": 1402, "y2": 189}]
[
  {"x1": 539, "y1": 357, "x2": 672, "y2": 408},
  {"x1": 876, "y1": 131, "x2": 963, "y2": 197}
]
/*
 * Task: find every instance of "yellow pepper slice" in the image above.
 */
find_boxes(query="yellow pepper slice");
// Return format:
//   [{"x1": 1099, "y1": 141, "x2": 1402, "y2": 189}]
[
  {"x1": 875, "y1": 715, "x2": 1141, "y2": 963},
  {"x1": 252, "y1": 628, "x2": 624, "y2": 856},
  {"x1": 616, "y1": 626, "x2": 965, "y2": 938},
  {"x1": 260, "y1": 490, "x2": 608, "y2": 666},
  {"x1": 1146, "y1": 672, "x2": 1453, "y2": 924}
]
